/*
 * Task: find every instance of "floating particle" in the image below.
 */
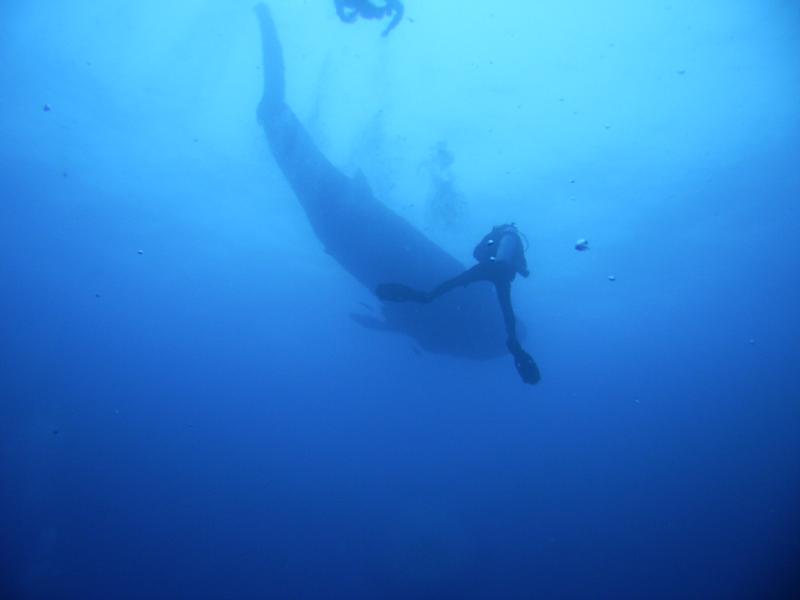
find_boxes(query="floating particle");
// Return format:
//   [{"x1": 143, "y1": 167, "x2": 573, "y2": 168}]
[
  {"x1": 43, "y1": 103, "x2": 51, "y2": 112},
  {"x1": 608, "y1": 275, "x2": 616, "y2": 281},
  {"x1": 574, "y1": 238, "x2": 589, "y2": 251},
  {"x1": 137, "y1": 250, "x2": 144, "y2": 255}
]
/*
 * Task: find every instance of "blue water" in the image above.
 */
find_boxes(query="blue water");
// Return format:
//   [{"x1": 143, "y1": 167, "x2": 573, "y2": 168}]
[{"x1": 2, "y1": 1, "x2": 799, "y2": 598}]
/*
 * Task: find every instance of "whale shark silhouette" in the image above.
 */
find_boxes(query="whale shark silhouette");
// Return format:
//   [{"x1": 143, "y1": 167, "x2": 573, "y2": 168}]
[{"x1": 254, "y1": 4, "x2": 519, "y2": 359}]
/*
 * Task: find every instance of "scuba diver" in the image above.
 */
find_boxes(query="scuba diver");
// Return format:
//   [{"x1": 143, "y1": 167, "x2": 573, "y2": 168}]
[
  {"x1": 335, "y1": 0, "x2": 404, "y2": 36},
  {"x1": 376, "y1": 224, "x2": 541, "y2": 385}
]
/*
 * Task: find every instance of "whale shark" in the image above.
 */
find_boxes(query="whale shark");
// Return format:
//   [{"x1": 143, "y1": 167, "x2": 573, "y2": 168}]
[{"x1": 254, "y1": 4, "x2": 520, "y2": 359}]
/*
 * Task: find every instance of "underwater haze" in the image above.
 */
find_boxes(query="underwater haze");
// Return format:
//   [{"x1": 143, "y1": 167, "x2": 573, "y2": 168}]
[{"x1": 2, "y1": 0, "x2": 799, "y2": 598}]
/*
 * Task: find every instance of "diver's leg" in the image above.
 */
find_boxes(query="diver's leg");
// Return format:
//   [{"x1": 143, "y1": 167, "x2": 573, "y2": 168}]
[
  {"x1": 427, "y1": 262, "x2": 494, "y2": 301},
  {"x1": 381, "y1": 1, "x2": 404, "y2": 36},
  {"x1": 376, "y1": 264, "x2": 486, "y2": 304},
  {"x1": 496, "y1": 281, "x2": 541, "y2": 384},
  {"x1": 494, "y1": 280, "x2": 518, "y2": 344}
]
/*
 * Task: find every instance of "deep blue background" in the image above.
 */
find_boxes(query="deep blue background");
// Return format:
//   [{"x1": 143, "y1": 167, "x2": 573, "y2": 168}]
[{"x1": 1, "y1": 1, "x2": 799, "y2": 598}]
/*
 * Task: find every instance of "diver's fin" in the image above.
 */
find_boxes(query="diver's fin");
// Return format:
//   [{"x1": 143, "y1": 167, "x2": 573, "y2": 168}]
[
  {"x1": 506, "y1": 339, "x2": 540, "y2": 384},
  {"x1": 376, "y1": 283, "x2": 429, "y2": 303},
  {"x1": 512, "y1": 349, "x2": 540, "y2": 384}
]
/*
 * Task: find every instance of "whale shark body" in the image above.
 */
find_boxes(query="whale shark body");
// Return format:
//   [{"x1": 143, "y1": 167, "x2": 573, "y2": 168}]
[{"x1": 254, "y1": 4, "x2": 517, "y2": 359}]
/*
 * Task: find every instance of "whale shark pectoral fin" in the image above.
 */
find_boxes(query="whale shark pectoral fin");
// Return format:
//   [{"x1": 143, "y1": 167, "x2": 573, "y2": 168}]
[{"x1": 349, "y1": 312, "x2": 395, "y2": 332}]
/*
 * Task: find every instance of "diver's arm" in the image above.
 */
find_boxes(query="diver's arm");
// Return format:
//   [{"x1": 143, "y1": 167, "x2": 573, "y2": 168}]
[{"x1": 495, "y1": 282, "x2": 519, "y2": 345}]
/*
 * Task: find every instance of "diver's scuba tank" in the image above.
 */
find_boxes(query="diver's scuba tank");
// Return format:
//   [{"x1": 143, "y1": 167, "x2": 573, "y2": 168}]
[{"x1": 473, "y1": 224, "x2": 517, "y2": 263}]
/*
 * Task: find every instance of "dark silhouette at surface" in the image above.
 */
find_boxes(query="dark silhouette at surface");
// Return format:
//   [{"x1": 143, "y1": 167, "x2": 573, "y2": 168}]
[
  {"x1": 377, "y1": 224, "x2": 540, "y2": 384},
  {"x1": 254, "y1": 4, "x2": 518, "y2": 359},
  {"x1": 334, "y1": 0, "x2": 404, "y2": 36}
]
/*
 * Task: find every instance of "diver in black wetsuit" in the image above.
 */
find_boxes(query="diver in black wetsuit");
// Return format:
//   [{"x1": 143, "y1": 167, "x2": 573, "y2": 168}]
[
  {"x1": 335, "y1": 0, "x2": 404, "y2": 36},
  {"x1": 376, "y1": 224, "x2": 541, "y2": 384}
]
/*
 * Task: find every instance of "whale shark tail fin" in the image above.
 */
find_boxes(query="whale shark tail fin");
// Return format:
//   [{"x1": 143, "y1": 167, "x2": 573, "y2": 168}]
[
  {"x1": 376, "y1": 283, "x2": 430, "y2": 304},
  {"x1": 254, "y1": 3, "x2": 285, "y2": 122}
]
